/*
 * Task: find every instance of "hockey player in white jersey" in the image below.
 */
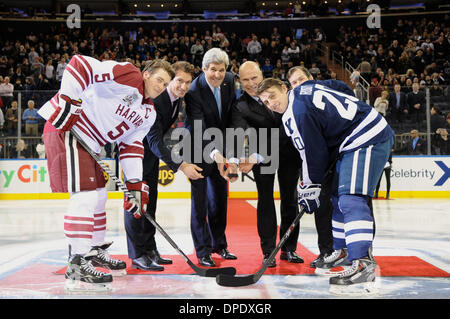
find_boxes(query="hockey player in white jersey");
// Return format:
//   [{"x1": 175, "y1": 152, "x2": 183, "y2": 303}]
[
  {"x1": 257, "y1": 71, "x2": 394, "y2": 295},
  {"x1": 38, "y1": 55, "x2": 174, "y2": 292}
]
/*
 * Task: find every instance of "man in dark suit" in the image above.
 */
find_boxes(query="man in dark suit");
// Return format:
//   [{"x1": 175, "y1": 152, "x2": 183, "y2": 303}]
[
  {"x1": 229, "y1": 61, "x2": 303, "y2": 267},
  {"x1": 183, "y1": 48, "x2": 238, "y2": 267},
  {"x1": 388, "y1": 83, "x2": 408, "y2": 128},
  {"x1": 125, "y1": 61, "x2": 204, "y2": 271},
  {"x1": 400, "y1": 129, "x2": 427, "y2": 155},
  {"x1": 406, "y1": 83, "x2": 426, "y2": 124}
]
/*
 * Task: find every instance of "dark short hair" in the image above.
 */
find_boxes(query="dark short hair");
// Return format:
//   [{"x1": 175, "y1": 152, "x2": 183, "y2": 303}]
[
  {"x1": 171, "y1": 61, "x2": 195, "y2": 78},
  {"x1": 142, "y1": 59, "x2": 175, "y2": 79},
  {"x1": 257, "y1": 77, "x2": 286, "y2": 95}
]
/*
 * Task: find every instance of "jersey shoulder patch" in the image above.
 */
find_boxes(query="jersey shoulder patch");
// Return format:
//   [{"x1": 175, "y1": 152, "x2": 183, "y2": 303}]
[{"x1": 300, "y1": 85, "x2": 313, "y2": 95}]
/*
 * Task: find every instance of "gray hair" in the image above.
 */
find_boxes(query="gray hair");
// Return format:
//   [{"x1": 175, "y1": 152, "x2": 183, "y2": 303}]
[{"x1": 202, "y1": 48, "x2": 229, "y2": 70}]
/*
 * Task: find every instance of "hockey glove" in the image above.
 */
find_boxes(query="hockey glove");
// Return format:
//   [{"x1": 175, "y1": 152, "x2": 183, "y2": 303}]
[
  {"x1": 124, "y1": 181, "x2": 149, "y2": 219},
  {"x1": 297, "y1": 182, "x2": 321, "y2": 214},
  {"x1": 48, "y1": 94, "x2": 83, "y2": 131}
]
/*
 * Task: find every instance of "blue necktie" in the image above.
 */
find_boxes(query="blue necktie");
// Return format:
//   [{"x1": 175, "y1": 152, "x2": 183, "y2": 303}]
[{"x1": 214, "y1": 87, "x2": 221, "y2": 119}]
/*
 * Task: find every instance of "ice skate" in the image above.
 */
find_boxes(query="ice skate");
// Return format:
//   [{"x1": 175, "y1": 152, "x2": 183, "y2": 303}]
[
  {"x1": 64, "y1": 252, "x2": 113, "y2": 294},
  {"x1": 89, "y1": 241, "x2": 127, "y2": 276},
  {"x1": 315, "y1": 248, "x2": 352, "y2": 277},
  {"x1": 329, "y1": 256, "x2": 379, "y2": 296}
]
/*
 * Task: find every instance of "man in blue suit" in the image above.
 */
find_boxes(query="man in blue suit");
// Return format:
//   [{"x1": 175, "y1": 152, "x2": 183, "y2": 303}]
[
  {"x1": 125, "y1": 61, "x2": 204, "y2": 271},
  {"x1": 184, "y1": 48, "x2": 238, "y2": 267}
]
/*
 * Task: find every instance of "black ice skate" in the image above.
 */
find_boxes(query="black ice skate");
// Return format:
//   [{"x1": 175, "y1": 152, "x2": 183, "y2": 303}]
[
  {"x1": 314, "y1": 248, "x2": 352, "y2": 276},
  {"x1": 89, "y1": 241, "x2": 127, "y2": 276},
  {"x1": 64, "y1": 252, "x2": 113, "y2": 293},
  {"x1": 329, "y1": 256, "x2": 378, "y2": 295}
]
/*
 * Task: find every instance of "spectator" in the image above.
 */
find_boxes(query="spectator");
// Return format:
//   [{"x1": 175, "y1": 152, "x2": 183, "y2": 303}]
[
  {"x1": 430, "y1": 106, "x2": 446, "y2": 152},
  {"x1": 190, "y1": 39, "x2": 204, "y2": 66},
  {"x1": 262, "y1": 58, "x2": 274, "y2": 77},
  {"x1": 388, "y1": 83, "x2": 408, "y2": 127},
  {"x1": 0, "y1": 106, "x2": 4, "y2": 135},
  {"x1": 44, "y1": 59, "x2": 54, "y2": 82},
  {"x1": 247, "y1": 35, "x2": 262, "y2": 61},
  {"x1": 0, "y1": 76, "x2": 14, "y2": 107},
  {"x1": 412, "y1": 50, "x2": 426, "y2": 75},
  {"x1": 28, "y1": 47, "x2": 39, "y2": 64},
  {"x1": 281, "y1": 45, "x2": 290, "y2": 68},
  {"x1": 22, "y1": 100, "x2": 39, "y2": 136},
  {"x1": 435, "y1": 129, "x2": 449, "y2": 155},
  {"x1": 5, "y1": 100, "x2": 18, "y2": 136},
  {"x1": 356, "y1": 59, "x2": 372, "y2": 83},
  {"x1": 369, "y1": 78, "x2": 383, "y2": 106},
  {"x1": 430, "y1": 83, "x2": 443, "y2": 96},
  {"x1": 374, "y1": 90, "x2": 389, "y2": 117},
  {"x1": 309, "y1": 62, "x2": 320, "y2": 77},
  {"x1": 401, "y1": 129, "x2": 427, "y2": 155},
  {"x1": 445, "y1": 113, "x2": 450, "y2": 131},
  {"x1": 55, "y1": 57, "x2": 67, "y2": 84},
  {"x1": 10, "y1": 139, "x2": 31, "y2": 159},
  {"x1": 407, "y1": 82, "x2": 426, "y2": 123}
]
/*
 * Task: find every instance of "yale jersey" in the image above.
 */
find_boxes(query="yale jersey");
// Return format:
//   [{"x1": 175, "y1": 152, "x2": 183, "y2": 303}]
[
  {"x1": 38, "y1": 55, "x2": 156, "y2": 181},
  {"x1": 282, "y1": 80, "x2": 394, "y2": 185}
]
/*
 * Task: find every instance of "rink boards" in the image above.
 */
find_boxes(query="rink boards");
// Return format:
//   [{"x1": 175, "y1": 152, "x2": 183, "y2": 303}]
[{"x1": 0, "y1": 156, "x2": 449, "y2": 200}]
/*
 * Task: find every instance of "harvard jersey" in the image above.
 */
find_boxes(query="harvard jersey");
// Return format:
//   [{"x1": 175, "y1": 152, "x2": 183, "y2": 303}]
[
  {"x1": 282, "y1": 80, "x2": 394, "y2": 185},
  {"x1": 38, "y1": 54, "x2": 156, "y2": 181}
]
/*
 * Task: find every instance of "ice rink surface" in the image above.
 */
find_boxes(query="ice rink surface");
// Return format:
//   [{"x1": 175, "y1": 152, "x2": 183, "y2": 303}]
[{"x1": 0, "y1": 197, "x2": 449, "y2": 302}]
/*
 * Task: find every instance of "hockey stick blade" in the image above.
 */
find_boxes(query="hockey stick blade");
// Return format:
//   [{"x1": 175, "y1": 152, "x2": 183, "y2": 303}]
[
  {"x1": 142, "y1": 212, "x2": 237, "y2": 277},
  {"x1": 193, "y1": 264, "x2": 237, "y2": 277},
  {"x1": 216, "y1": 208, "x2": 305, "y2": 287}
]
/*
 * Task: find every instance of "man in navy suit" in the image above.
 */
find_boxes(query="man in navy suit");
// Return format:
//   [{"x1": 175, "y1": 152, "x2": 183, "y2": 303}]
[
  {"x1": 125, "y1": 61, "x2": 204, "y2": 271},
  {"x1": 184, "y1": 48, "x2": 238, "y2": 267}
]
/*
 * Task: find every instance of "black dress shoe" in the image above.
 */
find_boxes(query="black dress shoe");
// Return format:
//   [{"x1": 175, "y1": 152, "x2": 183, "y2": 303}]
[
  {"x1": 198, "y1": 255, "x2": 216, "y2": 267},
  {"x1": 132, "y1": 255, "x2": 164, "y2": 271},
  {"x1": 263, "y1": 253, "x2": 276, "y2": 268},
  {"x1": 148, "y1": 250, "x2": 172, "y2": 265},
  {"x1": 214, "y1": 248, "x2": 237, "y2": 260},
  {"x1": 280, "y1": 251, "x2": 304, "y2": 263}
]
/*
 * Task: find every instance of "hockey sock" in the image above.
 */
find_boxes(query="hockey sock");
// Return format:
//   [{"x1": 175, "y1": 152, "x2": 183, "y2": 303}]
[
  {"x1": 64, "y1": 190, "x2": 99, "y2": 256},
  {"x1": 338, "y1": 194, "x2": 374, "y2": 261},
  {"x1": 92, "y1": 187, "x2": 107, "y2": 246},
  {"x1": 331, "y1": 195, "x2": 346, "y2": 251}
]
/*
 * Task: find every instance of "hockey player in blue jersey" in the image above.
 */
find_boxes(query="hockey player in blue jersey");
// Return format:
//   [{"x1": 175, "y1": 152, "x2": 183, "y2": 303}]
[{"x1": 257, "y1": 69, "x2": 394, "y2": 294}]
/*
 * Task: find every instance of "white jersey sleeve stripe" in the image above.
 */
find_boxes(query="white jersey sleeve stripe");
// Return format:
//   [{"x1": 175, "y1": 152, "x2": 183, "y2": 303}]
[{"x1": 65, "y1": 64, "x2": 87, "y2": 91}]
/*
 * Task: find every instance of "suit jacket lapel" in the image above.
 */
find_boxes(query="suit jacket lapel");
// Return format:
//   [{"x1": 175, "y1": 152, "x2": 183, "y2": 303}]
[{"x1": 245, "y1": 92, "x2": 275, "y2": 121}]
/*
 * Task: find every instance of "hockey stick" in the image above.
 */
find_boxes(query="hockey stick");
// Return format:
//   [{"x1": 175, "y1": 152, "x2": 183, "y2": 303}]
[
  {"x1": 70, "y1": 129, "x2": 236, "y2": 277},
  {"x1": 216, "y1": 156, "x2": 339, "y2": 287},
  {"x1": 215, "y1": 206, "x2": 305, "y2": 287}
]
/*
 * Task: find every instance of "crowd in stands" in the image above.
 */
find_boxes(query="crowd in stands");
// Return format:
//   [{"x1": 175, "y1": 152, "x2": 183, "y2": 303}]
[
  {"x1": 0, "y1": 13, "x2": 449, "y2": 158},
  {"x1": 333, "y1": 16, "x2": 449, "y2": 154}
]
